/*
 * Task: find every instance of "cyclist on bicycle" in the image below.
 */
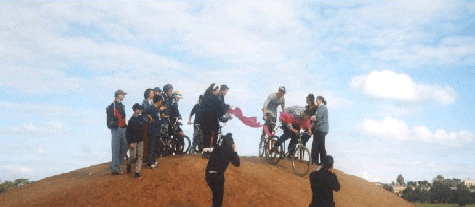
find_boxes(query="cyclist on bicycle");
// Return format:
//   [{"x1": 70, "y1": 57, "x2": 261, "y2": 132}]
[
  {"x1": 273, "y1": 106, "x2": 313, "y2": 156},
  {"x1": 262, "y1": 86, "x2": 286, "y2": 137},
  {"x1": 163, "y1": 84, "x2": 186, "y2": 152}
]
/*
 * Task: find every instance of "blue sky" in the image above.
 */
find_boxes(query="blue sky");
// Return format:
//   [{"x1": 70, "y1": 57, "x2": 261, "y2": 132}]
[{"x1": 1, "y1": 1, "x2": 474, "y2": 184}]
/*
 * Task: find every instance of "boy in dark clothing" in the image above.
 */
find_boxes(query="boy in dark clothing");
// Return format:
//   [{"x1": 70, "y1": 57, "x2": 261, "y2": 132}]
[
  {"x1": 189, "y1": 95, "x2": 204, "y2": 152},
  {"x1": 126, "y1": 103, "x2": 146, "y2": 178},
  {"x1": 205, "y1": 133, "x2": 240, "y2": 207},
  {"x1": 217, "y1": 84, "x2": 230, "y2": 118},
  {"x1": 143, "y1": 95, "x2": 165, "y2": 169},
  {"x1": 309, "y1": 155, "x2": 340, "y2": 207}
]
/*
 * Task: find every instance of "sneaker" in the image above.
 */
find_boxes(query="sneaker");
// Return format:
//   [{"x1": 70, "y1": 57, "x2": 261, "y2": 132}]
[
  {"x1": 135, "y1": 172, "x2": 141, "y2": 178},
  {"x1": 147, "y1": 164, "x2": 157, "y2": 169},
  {"x1": 111, "y1": 171, "x2": 123, "y2": 175},
  {"x1": 154, "y1": 160, "x2": 160, "y2": 165},
  {"x1": 126, "y1": 164, "x2": 131, "y2": 173}
]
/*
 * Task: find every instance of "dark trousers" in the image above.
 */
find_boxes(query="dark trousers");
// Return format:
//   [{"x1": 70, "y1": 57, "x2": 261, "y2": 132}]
[
  {"x1": 206, "y1": 172, "x2": 225, "y2": 207},
  {"x1": 147, "y1": 124, "x2": 160, "y2": 165},
  {"x1": 277, "y1": 125, "x2": 311, "y2": 155},
  {"x1": 203, "y1": 125, "x2": 218, "y2": 148},
  {"x1": 202, "y1": 113, "x2": 218, "y2": 149},
  {"x1": 311, "y1": 130, "x2": 328, "y2": 165}
]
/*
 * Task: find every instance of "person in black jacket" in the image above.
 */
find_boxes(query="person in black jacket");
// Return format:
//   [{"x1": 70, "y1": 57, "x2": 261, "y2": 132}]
[
  {"x1": 205, "y1": 133, "x2": 240, "y2": 207},
  {"x1": 143, "y1": 95, "x2": 165, "y2": 169},
  {"x1": 201, "y1": 83, "x2": 224, "y2": 158},
  {"x1": 217, "y1": 84, "x2": 230, "y2": 116},
  {"x1": 126, "y1": 103, "x2": 146, "y2": 178},
  {"x1": 309, "y1": 155, "x2": 340, "y2": 207},
  {"x1": 189, "y1": 95, "x2": 204, "y2": 152}
]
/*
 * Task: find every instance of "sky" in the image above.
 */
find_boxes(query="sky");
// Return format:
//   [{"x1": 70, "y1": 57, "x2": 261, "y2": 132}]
[{"x1": 1, "y1": 1, "x2": 474, "y2": 184}]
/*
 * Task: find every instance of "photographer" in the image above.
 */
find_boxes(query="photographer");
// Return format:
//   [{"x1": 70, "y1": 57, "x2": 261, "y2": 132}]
[
  {"x1": 205, "y1": 133, "x2": 240, "y2": 207},
  {"x1": 309, "y1": 155, "x2": 340, "y2": 207}
]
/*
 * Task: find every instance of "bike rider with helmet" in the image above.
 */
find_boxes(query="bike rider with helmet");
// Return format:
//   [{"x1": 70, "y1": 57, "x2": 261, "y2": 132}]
[
  {"x1": 273, "y1": 106, "x2": 313, "y2": 156},
  {"x1": 262, "y1": 86, "x2": 286, "y2": 138},
  {"x1": 162, "y1": 84, "x2": 186, "y2": 153}
]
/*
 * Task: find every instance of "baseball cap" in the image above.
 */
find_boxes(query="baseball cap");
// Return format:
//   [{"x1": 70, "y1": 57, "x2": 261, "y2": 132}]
[
  {"x1": 221, "y1": 84, "x2": 229, "y2": 90},
  {"x1": 115, "y1": 89, "x2": 127, "y2": 96},
  {"x1": 278, "y1": 86, "x2": 286, "y2": 94},
  {"x1": 173, "y1": 91, "x2": 183, "y2": 99}
]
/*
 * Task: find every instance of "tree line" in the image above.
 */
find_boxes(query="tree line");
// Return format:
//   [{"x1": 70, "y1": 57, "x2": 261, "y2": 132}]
[
  {"x1": 382, "y1": 174, "x2": 475, "y2": 206},
  {"x1": 0, "y1": 179, "x2": 31, "y2": 193}
]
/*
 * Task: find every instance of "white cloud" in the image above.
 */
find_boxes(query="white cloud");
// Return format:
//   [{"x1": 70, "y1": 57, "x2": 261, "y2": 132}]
[
  {"x1": 356, "y1": 117, "x2": 410, "y2": 141},
  {"x1": 361, "y1": 171, "x2": 382, "y2": 183},
  {"x1": 2, "y1": 120, "x2": 64, "y2": 136},
  {"x1": 0, "y1": 165, "x2": 34, "y2": 175},
  {"x1": 414, "y1": 84, "x2": 457, "y2": 105},
  {"x1": 356, "y1": 117, "x2": 474, "y2": 146},
  {"x1": 351, "y1": 70, "x2": 457, "y2": 105},
  {"x1": 351, "y1": 70, "x2": 415, "y2": 100},
  {"x1": 373, "y1": 37, "x2": 475, "y2": 67}
]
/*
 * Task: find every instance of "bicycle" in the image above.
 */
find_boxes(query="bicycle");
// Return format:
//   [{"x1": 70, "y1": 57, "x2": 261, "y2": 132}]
[
  {"x1": 159, "y1": 117, "x2": 191, "y2": 156},
  {"x1": 188, "y1": 122, "x2": 203, "y2": 153},
  {"x1": 215, "y1": 114, "x2": 232, "y2": 146},
  {"x1": 269, "y1": 128, "x2": 312, "y2": 177},
  {"x1": 259, "y1": 121, "x2": 282, "y2": 162}
]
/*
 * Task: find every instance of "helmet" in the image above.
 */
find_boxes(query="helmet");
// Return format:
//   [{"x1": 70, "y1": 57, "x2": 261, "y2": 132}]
[
  {"x1": 173, "y1": 91, "x2": 183, "y2": 99},
  {"x1": 278, "y1": 86, "x2": 286, "y2": 94}
]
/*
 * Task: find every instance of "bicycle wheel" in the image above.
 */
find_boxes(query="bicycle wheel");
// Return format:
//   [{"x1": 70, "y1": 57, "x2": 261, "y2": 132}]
[
  {"x1": 291, "y1": 145, "x2": 312, "y2": 177},
  {"x1": 258, "y1": 137, "x2": 266, "y2": 157},
  {"x1": 159, "y1": 136, "x2": 173, "y2": 157},
  {"x1": 174, "y1": 135, "x2": 191, "y2": 155},
  {"x1": 267, "y1": 136, "x2": 283, "y2": 165},
  {"x1": 182, "y1": 135, "x2": 191, "y2": 154}
]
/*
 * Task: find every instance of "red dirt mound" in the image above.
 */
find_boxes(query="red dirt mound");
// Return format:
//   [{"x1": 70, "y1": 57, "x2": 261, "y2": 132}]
[{"x1": 0, "y1": 155, "x2": 416, "y2": 207}]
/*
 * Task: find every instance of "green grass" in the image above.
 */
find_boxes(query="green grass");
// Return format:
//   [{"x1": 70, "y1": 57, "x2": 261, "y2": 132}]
[{"x1": 414, "y1": 203, "x2": 475, "y2": 207}]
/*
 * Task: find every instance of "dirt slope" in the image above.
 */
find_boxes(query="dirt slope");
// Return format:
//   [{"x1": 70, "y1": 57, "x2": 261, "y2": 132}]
[{"x1": 0, "y1": 155, "x2": 416, "y2": 207}]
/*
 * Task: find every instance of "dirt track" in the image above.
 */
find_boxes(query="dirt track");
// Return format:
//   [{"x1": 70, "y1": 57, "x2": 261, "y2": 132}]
[{"x1": 0, "y1": 155, "x2": 416, "y2": 207}]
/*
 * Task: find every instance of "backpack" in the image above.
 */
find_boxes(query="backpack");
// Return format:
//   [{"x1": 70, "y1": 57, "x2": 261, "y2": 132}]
[{"x1": 106, "y1": 102, "x2": 118, "y2": 129}]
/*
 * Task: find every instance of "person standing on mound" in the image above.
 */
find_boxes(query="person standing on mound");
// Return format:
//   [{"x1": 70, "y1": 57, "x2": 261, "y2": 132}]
[
  {"x1": 205, "y1": 133, "x2": 240, "y2": 207},
  {"x1": 106, "y1": 89, "x2": 128, "y2": 175},
  {"x1": 126, "y1": 103, "x2": 146, "y2": 178},
  {"x1": 309, "y1": 155, "x2": 340, "y2": 207}
]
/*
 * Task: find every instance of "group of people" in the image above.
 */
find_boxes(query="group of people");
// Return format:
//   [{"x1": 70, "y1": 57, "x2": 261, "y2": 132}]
[
  {"x1": 106, "y1": 84, "x2": 185, "y2": 177},
  {"x1": 262, "y1": 86, "x2": 329, "y2": 167},
  {"x1": 106, "y1": 84, "x2": 339, "y2": 207},
  {"x1": 188, "y1": 83, "x2": 232, "y2": 159},
  {"x1": 262, "y1": 86, "x2": 339, "y2": 207}
]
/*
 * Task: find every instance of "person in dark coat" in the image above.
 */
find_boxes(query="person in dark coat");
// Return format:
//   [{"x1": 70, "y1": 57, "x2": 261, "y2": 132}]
[
  {"x1": 143, "y1": 95, "x2": 165, "y2": 169},
  {"x1": 189, "y1": 95, "x2": 204, "y2": 152},
  {"x1": 201, "y1": 83, "x2": 224, "y2": 158},
  {"x1": 125, "y1": 103, "x2": 146, "y2": 177},
  {"x1": 205, "y1": 133, "x2": 240, "y2": 207},
  {"x1": 309, "y1": 155, "x2": 340, "y2": 207},
  {"x1": 217, "y1": 84, "x2": 230, "y2": 116}
]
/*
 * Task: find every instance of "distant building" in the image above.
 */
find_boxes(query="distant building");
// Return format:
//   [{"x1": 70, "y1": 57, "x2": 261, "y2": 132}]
[
  {"x1": 392, "y1": 185, "x2": 407, "y2": 195},
  {"x1": 464, "y1": 178, "x2": 475, "y2": 187},
  {"x1": 372, "y1": 182, "x2": 382, "y2": 186}
]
